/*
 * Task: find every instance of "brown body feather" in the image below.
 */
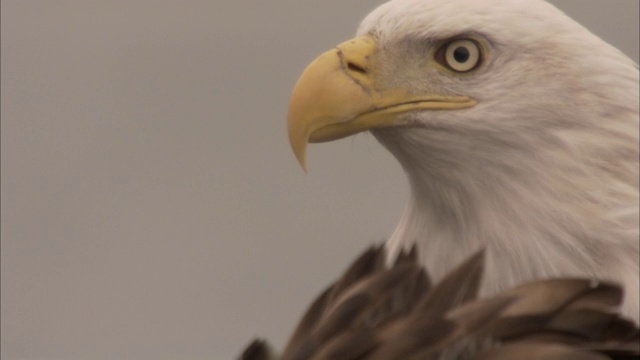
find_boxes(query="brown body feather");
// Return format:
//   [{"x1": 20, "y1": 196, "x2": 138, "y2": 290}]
[{"x1": 239, "y1": 246, "x2": 639, "y2": 360}]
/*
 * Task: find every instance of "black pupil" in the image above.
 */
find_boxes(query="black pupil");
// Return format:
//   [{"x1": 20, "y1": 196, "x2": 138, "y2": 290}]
[{"x1": 453, "y1": 46, "x2": 470, "y2": 63}]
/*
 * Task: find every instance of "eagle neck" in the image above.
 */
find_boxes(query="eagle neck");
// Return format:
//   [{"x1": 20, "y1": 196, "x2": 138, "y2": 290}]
[{"x1": 373, "y1": 125, "x2": 633, "y2": 297}]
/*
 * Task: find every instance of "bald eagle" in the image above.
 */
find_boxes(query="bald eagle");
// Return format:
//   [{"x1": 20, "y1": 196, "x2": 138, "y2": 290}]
[{"x1": 288, "y1": 0, "x2": 639, "y2": 322}]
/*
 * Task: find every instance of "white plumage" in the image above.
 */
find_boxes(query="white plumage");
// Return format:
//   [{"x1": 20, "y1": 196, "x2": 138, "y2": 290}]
[
  {"x1": 363, "y1": 0, "x2": 639, "y2": 321},
  {"x1": 288, "y1": 0, "x2": 639, "y2": 322}
]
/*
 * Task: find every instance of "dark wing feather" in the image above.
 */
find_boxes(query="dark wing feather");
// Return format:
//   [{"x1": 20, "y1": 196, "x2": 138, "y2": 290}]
[
  {"x1": 281, "y1": 245, "x2": 386, "y2": 358},
  {"x1": 239, "y1": 339, "x2": 276, "y2": 360},
  {"x1": 415, "y1": 249, "x2": 485, "y2": 318},
  {"x1": 473, "y1": 343, "x2": 611, "y2": 360}
]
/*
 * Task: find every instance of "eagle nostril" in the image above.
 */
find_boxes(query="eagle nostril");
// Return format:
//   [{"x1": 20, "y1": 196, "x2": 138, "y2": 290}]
[{"x1": 347, "y1": 62, "x2": 367, "y2": 74}]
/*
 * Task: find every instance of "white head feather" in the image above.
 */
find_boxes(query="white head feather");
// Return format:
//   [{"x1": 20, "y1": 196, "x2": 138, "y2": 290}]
[{"x1": 355, "y1": 0, "x2": 639, "y2": 320}]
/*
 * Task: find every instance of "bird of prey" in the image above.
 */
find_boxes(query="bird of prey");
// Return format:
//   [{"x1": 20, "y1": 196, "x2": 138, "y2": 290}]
[{"x1": 287, "y1": 0, "x2": 639, "y2": 322}]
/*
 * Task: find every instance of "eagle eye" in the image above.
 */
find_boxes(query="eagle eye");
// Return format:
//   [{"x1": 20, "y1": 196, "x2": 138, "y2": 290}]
[{"x1": 437, "y1": 39, "x2": 482, "y2": 72}]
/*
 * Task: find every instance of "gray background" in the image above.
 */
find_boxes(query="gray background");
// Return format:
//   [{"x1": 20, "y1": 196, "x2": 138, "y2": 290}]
[{"x1": 2, "y1": 1, "x2": 638, "y2": 359}]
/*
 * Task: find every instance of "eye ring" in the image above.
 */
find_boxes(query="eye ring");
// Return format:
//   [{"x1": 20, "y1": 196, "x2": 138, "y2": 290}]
[{"x1": 439, "y1": 39, "x2": 482, "y2": 72}]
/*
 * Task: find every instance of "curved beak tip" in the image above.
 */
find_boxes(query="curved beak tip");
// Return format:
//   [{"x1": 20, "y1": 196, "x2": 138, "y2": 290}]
[
  {"x1": 288, "y1": 118, "x2": 309, "y2": 172},
  {"x1": 296, "y1": 152, "x2": 308, "y2": 173}
]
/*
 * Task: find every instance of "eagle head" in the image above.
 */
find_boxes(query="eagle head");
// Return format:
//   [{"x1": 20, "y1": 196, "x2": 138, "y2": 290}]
[{"x1": 286, "y1": 0, "x2": 639, "y2": 321}]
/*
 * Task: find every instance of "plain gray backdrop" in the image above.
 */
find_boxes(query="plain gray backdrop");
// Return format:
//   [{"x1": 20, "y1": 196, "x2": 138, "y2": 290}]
[{"x1": 2, "y1": 1, "x2": 638, "y2": 359}]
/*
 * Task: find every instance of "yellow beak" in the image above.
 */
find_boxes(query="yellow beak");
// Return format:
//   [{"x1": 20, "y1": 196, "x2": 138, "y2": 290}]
[{"x1": 287, "y1": 35, "x2": 476, "y2": 170}]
